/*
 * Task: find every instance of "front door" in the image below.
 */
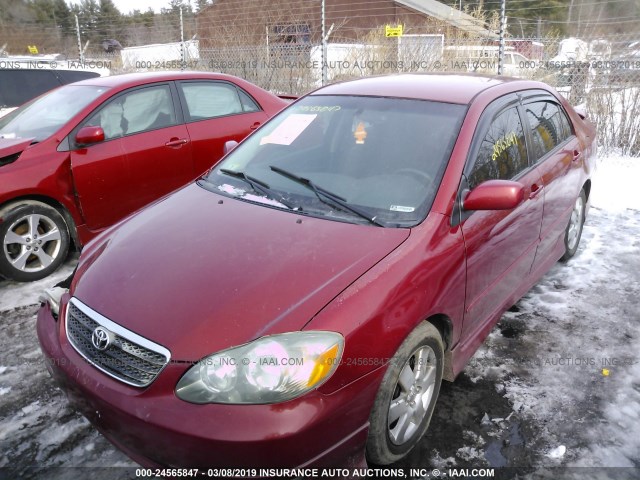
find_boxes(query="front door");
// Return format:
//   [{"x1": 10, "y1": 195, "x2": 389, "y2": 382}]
[
  {"x1": 70, "y1": 83, "x2": 194, "y2": 231},
  {"x1": 460, "y1": 103, "x2": 544, "y2": 340}
]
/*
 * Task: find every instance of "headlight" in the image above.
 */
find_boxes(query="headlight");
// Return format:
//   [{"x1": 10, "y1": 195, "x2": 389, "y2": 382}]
[{"x1": 175, "y1": 331, "x2": 343, "y2": 404}]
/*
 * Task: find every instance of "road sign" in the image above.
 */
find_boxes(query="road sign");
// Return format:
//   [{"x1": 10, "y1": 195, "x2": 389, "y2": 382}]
[{"x1": 385, "y1": 25, "x2": 403, "y2": 37}]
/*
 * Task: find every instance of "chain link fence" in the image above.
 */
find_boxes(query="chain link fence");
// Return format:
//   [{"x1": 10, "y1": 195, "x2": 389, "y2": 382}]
[
  {"x1": 11, "y1": 29, "x2": 639, "y2": 155},
  {"x1": 116, "y1": 31, "x2": 637, "y2": 155}
]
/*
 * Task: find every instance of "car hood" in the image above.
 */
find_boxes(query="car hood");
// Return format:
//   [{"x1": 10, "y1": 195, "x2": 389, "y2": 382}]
[
  {"x1": 72, "y1": 183, "x2": 410, "y2": 361},
  {"x1": 0, "y1": 137, "x2": 33, "y2": 164}
]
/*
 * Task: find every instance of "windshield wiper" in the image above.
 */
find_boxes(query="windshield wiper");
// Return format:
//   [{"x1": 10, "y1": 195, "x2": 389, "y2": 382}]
[
  {"x1": 269, "y1": 165, "x2": 383, "y2": 227},
  {"x1": 219, "y1": 168, "x2": 297, "y2": 210}
]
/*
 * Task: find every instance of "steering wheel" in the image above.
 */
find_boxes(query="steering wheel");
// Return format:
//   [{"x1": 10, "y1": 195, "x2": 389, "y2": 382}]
[{"x1": 394, "y1": 168, "x2": 432, "y2": 184}]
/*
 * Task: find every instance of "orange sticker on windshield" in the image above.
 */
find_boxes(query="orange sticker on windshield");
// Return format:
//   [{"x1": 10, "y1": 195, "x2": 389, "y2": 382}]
[{"x1": 354, "y1": 122, "x2": 367, "y2": 145}]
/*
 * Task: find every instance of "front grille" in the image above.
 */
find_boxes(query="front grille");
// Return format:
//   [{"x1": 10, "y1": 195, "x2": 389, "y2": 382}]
[{"x1": 65, "y1": 298, "x2": 170, "y2": 387}]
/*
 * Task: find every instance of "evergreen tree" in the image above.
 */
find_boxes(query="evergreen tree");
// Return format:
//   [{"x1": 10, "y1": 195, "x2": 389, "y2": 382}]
[{"x1": 97, "y1": 0, "x2": 121, "y2": 40}]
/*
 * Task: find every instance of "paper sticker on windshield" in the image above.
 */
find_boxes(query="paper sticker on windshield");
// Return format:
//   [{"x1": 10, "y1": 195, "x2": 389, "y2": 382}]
[
  {"x1": 260, "y1": 114, "x2": 317, "y2": 146},
  {"x1": 390, "y1": 205, "x2": 415, "y2": 212}
]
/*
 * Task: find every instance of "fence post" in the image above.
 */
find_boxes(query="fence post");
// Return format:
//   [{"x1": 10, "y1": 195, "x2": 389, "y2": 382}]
[
  {"x1": 75, "y1": 14, "x2": 84, "y2": 63},
  {"x1": 498, "y1": 0, "x2": 506, "y2": 75},
  {"x1": 180, "y1": 6, "x2": 185, "y2": 70}
]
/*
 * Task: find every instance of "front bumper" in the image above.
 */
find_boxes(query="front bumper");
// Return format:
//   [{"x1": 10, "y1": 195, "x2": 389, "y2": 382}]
[{"x1": 37, "y1": 303, "x2": 381, "y2": 469}]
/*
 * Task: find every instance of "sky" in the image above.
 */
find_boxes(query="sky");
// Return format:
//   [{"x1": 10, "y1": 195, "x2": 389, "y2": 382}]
[{"x1": 68, "y1": 0, "x2": 173, "y2": 15}]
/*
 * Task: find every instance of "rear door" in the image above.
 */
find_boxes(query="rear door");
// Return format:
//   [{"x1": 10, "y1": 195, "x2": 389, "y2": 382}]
[
  {"x1": 70, "y1": 82, "x2": 194, "y2": 231},
  {"x1": 459, "y1": 97, "x2": 544, "y2": 340},
  {"x1": 176, "y1": 80, "x2": 270, "y2": 175},
  {"x1": 521, "y1": 94, "x2": 583, "y2": 271}
]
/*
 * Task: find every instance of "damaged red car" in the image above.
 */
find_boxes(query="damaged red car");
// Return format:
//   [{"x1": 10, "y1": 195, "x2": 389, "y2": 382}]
[
  {"x1": 0, "y1": 72, "x2": 287, "y2": 281},
  {"x1": 37, "y1": 74, "x2": 596, "y2": 469}
]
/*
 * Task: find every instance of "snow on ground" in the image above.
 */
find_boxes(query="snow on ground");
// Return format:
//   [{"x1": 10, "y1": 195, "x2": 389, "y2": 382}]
[
  {"x1": 0, "y1": 154, "x2": 638, "y2": 478},
  {"x1": 455, "y1": 153, "x2": 640, "y2": 471},
  {"x1": 0, "y1": 256, "x2": 77, "y2": 312}
]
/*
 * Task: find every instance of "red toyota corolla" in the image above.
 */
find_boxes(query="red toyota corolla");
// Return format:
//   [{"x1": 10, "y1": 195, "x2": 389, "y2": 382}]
[
  {"x1": 37, "y1": 74, "x2": 596, "y2": 469},
  {"x1": 0, "y1": 71, "x2": 287, "y2": 281}
]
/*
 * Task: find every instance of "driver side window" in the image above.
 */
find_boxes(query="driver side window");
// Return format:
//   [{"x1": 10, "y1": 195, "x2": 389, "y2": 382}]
[
  {"x1": 84, "y1": 85, "x2": 177, "y2": 141},
  {"x1": 468, "y1": 106, "x2": 528, "y2": 189}
]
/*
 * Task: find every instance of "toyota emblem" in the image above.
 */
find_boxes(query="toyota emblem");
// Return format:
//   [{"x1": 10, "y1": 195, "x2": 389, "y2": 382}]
[{"x1": 91, "y1": 327, "x2": 113, "y2": 351}]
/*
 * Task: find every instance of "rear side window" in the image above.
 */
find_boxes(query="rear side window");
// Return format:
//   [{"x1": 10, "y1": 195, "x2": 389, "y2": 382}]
[
  {"x1": 0, "y1": 70, "x2": 61, "y2": 108},
  {"x1": 524, "y1": 101, "x2": 571, "y2": 160},
  {"x1": 468, "y1": 106, "x2": 528, "y2": 189},
  {"x1": 178, "y1": 82, "x2": 253, "y2": 121},
  {"x1": 238, "y1": 89, "x2": 260, "y2": 112}
]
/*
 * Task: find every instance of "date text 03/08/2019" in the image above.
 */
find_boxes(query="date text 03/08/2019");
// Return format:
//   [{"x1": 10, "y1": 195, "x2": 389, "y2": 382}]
[{"x1": 134, "y1": 468, "x2": 496, "y2": 478}]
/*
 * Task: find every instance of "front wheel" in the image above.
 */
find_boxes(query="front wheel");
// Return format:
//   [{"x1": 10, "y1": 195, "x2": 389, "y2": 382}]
[
  {"x1": 560, "y1": 189, "x2": 586, "y2": 262},
  {"x1": 0, "y1": 203, "x2": 70, "y2": 282},
  {"x1": 366, "y1": 322, "x2": 444, "y2": 465}
]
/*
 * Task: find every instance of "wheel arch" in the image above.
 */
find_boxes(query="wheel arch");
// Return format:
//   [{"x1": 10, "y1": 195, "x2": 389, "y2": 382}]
[
  {"x1": 582, "y1": 179, "x2": 592, "y2": 201},
  {"x1": 423, "y1": 313, "x2": 456, "y2": 382},
  {"x1": 0, "y1": 196, "x2": 79, "y2": 248}
]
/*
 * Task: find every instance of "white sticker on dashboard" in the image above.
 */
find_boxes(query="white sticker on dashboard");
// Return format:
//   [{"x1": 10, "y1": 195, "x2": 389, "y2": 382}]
[
  {"x1": 390, "y1": 205, "x2": 415, "y2": 212},
  {"x1": 260, "y1": 114, "x2": 317, "y2": 146}
]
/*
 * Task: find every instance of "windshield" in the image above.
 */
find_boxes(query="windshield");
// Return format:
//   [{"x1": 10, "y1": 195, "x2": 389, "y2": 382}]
[
  {"x1": 204, "y1": 95, "x2": 466, "y2": 227},
  {"x1": 0, "y1": 85, "x2": 108, "y2": 142}
]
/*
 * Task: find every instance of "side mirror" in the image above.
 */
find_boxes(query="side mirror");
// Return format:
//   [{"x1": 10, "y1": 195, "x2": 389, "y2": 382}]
[
  {"x1": 75, "y1": 126, "x2": 105, "y2": 146},
  {"x1": 224, "y1": 140, "x2": 239, "y2": 155},
  {"x1": 463, "y1": 180, "x2": 525, "y2": 211}
]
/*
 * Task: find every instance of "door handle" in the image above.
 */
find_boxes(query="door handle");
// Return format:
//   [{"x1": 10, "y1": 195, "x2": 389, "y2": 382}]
[
  {"x1": 529, "y1": 183, "x2": 544, "y2": 199},
  {"x1": 250, "y1": 122, "x2": 261, "y2": 130},
  {"x1": 165, "y1": 138, "x2": 189, "y2": 147},
  {"x1": 572, "y1": 149, "x2": 582, "y2": 162}
]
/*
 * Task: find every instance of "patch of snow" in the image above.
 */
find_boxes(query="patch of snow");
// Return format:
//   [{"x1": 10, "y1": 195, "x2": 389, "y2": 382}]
[
  {"x1": 481, "y1": 413, "x2": 491, "y2": 425},
  {"x1": 591, "y1": 154, "x2": 640, "y2": 211},
  {"x1": 456, "y1": 446, "x2": 485, "y2": 462},
  {"x1": 547, "y1": 445, "x2": 567, "y2": 459},
  {"x1": 0, "y1": 256, "x2": 77, "y2": 312}
]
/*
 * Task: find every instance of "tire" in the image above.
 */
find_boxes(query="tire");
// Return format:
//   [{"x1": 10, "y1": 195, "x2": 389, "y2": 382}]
[
  {"x1": 560, "y1": 189, "x2": 586, "y2": 262},
  {"x1": 366, "y1": 322, "x2": 444, "y2": 465},
  {"x1": 0, "y1": 203, "x2": 70, "y2": 282}
]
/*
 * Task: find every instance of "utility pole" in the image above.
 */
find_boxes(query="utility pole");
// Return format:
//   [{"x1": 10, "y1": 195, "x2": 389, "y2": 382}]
[
  {"x1": 321, "y1": 0, "x2": 326, "y2": 86},
  {"x1": 75, "y1": 14, "x2": 83, "y2": 63},
  {"x1": 497, "y1": 0, "x2": 506, "y2": 75}
]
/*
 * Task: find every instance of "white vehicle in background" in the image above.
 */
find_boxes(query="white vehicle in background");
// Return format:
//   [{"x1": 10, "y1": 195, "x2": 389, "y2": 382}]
[
  {"x1": 0, "y1": 56, "x2": 110, "y2": 118},
  {"x1": 443, "y1": 45, "x2": 530, "y2": 77},
  {"x1": 120, "y1": 40, "x2": 199, "y2": 70},
  {"x1": 551, "y1": 37, "x2": 589, "y2": 63}
]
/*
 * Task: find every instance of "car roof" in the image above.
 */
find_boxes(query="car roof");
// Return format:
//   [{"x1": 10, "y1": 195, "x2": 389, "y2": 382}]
[
  {"x1": 70, "y1": 71, "x2": 242, "y2": 89},
  {"x1": 312, "y1": 73, "x2": 535, "y2": 105}
]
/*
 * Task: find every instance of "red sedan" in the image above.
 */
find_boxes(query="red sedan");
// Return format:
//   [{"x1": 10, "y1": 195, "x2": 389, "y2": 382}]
[
  {"x1": 37, "y1": 74, "x2": 596, "y2": 468},
  {"x1": 0, "y1": 72, "x2": 288, "y2": 281}
]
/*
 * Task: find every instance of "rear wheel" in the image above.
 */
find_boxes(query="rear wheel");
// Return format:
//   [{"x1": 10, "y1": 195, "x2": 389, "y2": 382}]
[
  {"x1": 560, "y1": 189, "x2": 586, "y2": 262},
  {"x1": 0, "y1": 203, "x2": 70, "y2": 282},
  {"x1": 366, "y1": 322, "x2": 444, "y2": 465}
]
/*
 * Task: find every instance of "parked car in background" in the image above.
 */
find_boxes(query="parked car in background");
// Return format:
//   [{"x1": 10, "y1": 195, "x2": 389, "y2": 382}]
[
  {"x1": 0, "y1": 57, "x2": 109, "y2": 118},
  {"x1": 0, "y1": 72, "x2": 288, "y2": 281},
  {"x1": 38, "y1": 74, "x2": 596, "y2": 469}
]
